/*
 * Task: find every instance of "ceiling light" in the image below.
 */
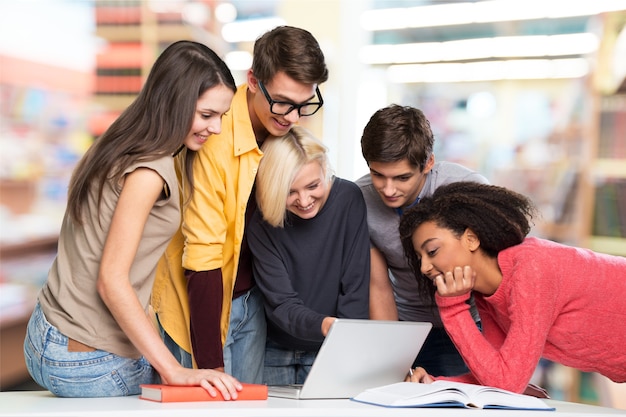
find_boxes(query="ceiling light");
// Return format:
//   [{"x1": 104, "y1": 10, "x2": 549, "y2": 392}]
[
  {"x1": 215, "y1": 3, "x2": 237, "y2": 23},
  {"x1": 225, "y1": 50, "x2": 253, "y2": 71},
  {"x1": 360, "y1": 33, "x2": 599, "y2": 65},
  {"x1": 221, "y1": 17, "x2": 286, "y2": 43},
  {"x1": 361, "y1": 0, "x2": 626, "y2": 31},
  {"x1": 386, "y1": 58, "x2": 589, "y2": 83}
]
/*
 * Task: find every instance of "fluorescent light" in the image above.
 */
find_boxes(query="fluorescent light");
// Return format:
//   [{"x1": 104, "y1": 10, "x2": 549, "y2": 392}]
[
  {"x1": 386, "y1": 58, "x2": 589, "y2": 83},
  {"x1": 225, "y1": 50, "x2": 253, "y2": 71},
  {"x1": 360, "y1": 33, "x2": 599, "y2": 65},
  {"x1": 215, "y1": 3, "x2": 237, "y2": 24},
  {"x1": 181, "y1": 3, "x2": 210, "y2": 26},
  {"x1": 148, "y1": 0, "x2": 185, "y2": 13},
  {"x1": 221, "y1": 17, "x2": 286, "y2": 43},
  {"x1": 361, "y1": 0, "x2": 626, "y2": 31}
]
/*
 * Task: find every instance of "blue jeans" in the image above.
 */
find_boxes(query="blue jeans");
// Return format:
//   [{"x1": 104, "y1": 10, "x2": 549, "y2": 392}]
[
  {"x1": 223, "y1": 286, "x2": 266, "y2": 384},
  {"x1": 262, "y1": 339, "x2": 317, "y2": 385},
  {"x1": 157, "y1": 315, "x2": 194, "y2": 369},
  {"x1": 158, "y1": 286, "x2": 266, "y2": 384},
  {"x1": 23, "y1": 303, "x2": 159, "y2": 397}
]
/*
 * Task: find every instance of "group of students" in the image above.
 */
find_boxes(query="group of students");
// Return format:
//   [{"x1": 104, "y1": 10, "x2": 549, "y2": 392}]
[{"x1": 23, "y1": 25, "x2": 626, "y2": 401}]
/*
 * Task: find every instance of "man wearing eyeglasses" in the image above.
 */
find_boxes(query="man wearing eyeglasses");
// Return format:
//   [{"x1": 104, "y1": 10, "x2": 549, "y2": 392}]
[{"x1": 152, "y1": 26, "x2": 328, "y2": 385}]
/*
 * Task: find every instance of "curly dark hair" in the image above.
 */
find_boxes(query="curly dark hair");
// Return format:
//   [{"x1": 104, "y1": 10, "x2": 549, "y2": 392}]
[{"x1": 399, "y1": 181, "x2": 538, "y2": 303}]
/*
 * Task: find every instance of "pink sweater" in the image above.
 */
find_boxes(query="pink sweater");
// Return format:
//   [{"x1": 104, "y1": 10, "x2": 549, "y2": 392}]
[{"x1": 436, "y1": 237, "x2": 626, "y2": 393}]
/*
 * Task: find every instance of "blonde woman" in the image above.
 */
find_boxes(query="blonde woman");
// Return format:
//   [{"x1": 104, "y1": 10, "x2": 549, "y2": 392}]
[{"x1": 247, "y1": 127, "x2": 370, "y2": 385}]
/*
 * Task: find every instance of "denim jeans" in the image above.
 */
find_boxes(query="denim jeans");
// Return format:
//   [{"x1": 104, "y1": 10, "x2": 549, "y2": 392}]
[
  {"x1": 262, "y1": 338, "x2": 317, "y2": 385},
  {"x1": 223, "y1": 286, "x2": 266, "y2": 384},
  {"x1": 157, "y1": 315, "x2": 194, "y2": 369},
  {"x1": 159, "y1": 286, "x2": 266, "y2": 383},
  {"x1": 23, "y1": 303, "x2": 159, "y2": 397}
]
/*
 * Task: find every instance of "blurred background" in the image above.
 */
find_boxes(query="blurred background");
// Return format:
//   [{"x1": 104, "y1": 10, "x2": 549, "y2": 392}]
[{"x1": 0, "y1": 0, "x2": 624, "y2": 406}]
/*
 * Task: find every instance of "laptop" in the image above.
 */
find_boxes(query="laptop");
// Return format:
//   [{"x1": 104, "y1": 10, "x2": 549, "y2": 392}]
[{"x1": 267, "y1": 318, "x2": 432, "y2": 399}]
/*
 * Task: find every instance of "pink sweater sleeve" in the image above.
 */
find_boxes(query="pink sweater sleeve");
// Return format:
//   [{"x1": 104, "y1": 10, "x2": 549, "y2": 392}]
[
  {"x1": 435, "y1": 278, "x2": 558, "y2": 394},
  {"x1": 433, "y1": 237, "x2": 626, "y2": 391}
]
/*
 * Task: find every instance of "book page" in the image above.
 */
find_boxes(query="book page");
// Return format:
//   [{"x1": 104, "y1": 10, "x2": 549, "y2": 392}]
[
  {"x1": 430, "y1": 381, "x2": 552, "y2": 410},
  {"x1": 352, "y1": 381, "x2": 554, "y2": 410},
  {"x1": 352, "y1": 382, "x2": 472, "y2": 407}
]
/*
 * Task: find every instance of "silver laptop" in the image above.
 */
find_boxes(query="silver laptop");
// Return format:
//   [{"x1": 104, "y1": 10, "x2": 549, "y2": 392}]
[{"x1": 267, "y1": 319, "x2": 432, "y2": 399}]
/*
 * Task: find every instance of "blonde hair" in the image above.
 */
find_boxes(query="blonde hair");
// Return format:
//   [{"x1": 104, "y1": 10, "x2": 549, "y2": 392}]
[{"x1": 256, "y1": 126, "x2": 331, "y2": 228}]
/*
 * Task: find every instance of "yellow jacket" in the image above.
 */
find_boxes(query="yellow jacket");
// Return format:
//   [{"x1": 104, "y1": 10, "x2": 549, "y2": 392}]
[{"x1": 152, "y1": 84, "x2": 263, "y2": 356}]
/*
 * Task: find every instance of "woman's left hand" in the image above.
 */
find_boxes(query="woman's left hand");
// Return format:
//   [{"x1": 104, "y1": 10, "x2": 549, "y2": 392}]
[{"x1": 434, "y1": 266, "x2": 475, "y2": 297}]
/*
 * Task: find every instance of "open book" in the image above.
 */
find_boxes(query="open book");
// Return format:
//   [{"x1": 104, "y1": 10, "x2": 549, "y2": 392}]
[{"x1": 351, "y1": 381, "x2": 555, "y2": 410}]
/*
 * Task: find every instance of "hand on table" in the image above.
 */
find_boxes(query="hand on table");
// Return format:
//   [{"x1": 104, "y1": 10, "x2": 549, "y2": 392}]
[{"x1": 163, "y1": 367, "x2": 243, "y2": 400}]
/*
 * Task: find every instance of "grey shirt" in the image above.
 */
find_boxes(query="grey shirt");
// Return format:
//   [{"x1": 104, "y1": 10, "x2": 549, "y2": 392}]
[{"x1": 356, "y1": 161, "x2": 487, "y2": 326}]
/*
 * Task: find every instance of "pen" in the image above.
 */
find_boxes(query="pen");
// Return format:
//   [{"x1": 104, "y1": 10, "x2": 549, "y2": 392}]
[{"x1": 409, "y1": 368, "x2": 414, "y2": 377}]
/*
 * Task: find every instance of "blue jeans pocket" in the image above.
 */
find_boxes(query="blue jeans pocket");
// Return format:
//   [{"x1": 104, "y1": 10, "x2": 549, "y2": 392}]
[
  {"x1": 49, "y1": 366, "x2": 126, "y2": 397},
  {"x1": 47, "y1": 355, "x2": 154, "y2": 397},
  {"x1": 25, "y1": 303, "x2": 158, "y2": 397}
]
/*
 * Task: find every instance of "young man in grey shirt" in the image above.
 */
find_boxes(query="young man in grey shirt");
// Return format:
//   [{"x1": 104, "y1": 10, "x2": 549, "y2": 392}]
[{"x1": 356, "y1": 104, "x2": 487, "y2": 377}]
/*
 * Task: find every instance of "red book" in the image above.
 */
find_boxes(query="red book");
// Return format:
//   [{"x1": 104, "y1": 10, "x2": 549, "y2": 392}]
[{"x1": 140, "y1": 383, "x2": 268, "y2": 402}]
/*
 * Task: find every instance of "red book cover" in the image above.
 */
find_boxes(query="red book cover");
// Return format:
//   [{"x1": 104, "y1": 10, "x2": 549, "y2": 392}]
[{"x1": 140, "y1": 383, "x2": 268, "y2": 402}]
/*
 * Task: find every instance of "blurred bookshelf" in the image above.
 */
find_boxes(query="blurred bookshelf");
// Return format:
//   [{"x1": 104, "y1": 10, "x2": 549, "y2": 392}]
[
  {"x1": 587, "y1": 96, "x2": 626, "y2": 256},
  {"x1": 534, "y1": 11, "x2": 626, "y2": 257},
  {"x1": 91, "y1": 0, "x2": 226, "y2": 135},
  {"x1": 583, "y1": 11, "x2": 626, "y2": 257},
  {"x1": 546, "y1": 11, "x2": 626, "y2": 410},
  {"x1": 93, "y1": 1, "x2": 189, "y2": 134},
  {"x1": 93, "y1": 1, "x2": 179, "y2": 133}
]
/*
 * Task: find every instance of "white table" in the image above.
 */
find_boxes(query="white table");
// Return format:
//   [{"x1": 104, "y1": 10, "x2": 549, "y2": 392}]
[{"x1": 1, "y1": 391, "x2": 625, "y2": 417}]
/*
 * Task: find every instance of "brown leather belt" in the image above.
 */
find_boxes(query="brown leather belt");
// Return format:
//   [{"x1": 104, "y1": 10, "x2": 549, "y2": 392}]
[{"x1": 67, "y1": 338, "x2": 96, "y2": 352}]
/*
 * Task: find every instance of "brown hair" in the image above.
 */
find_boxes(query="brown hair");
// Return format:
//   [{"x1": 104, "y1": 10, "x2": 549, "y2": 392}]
[
  {"x1": 252, "y1": 26, "x2": 328, "y2": 85},
  {"x1": 361, "y1": 104, "x2": 434, "y2": 170},
  {"x1": 67, "y1": 40, "x2": 236, "y2": 223}
]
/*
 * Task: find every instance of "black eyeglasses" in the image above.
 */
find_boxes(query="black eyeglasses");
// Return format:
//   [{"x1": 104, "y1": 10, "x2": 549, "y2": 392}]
[{"x1": 257, "y1": 80, "x2": 324, "y2": 117}]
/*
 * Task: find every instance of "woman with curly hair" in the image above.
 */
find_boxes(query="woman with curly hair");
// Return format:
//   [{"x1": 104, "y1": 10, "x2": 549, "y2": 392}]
[{"x1": 399, "y1": 181, "x2": 626, "y2": 394}]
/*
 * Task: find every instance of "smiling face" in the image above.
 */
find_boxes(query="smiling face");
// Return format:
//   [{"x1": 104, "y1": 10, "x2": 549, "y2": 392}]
[
  {"x1": 248, "y1": 71, "x2": 319, "y2": 139},
  {"x1": 411, "y1": 221, "x2": 475, "y2": 283},
  {"x1": 368, "y1": 157, "x2": 434, "y2": 209},
  {"x1": 286, "y1": 160, "x2": 330, "y2": 220},
  {"x1": 183, "y1": 84, "x2": 234, "y2": 151}
]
